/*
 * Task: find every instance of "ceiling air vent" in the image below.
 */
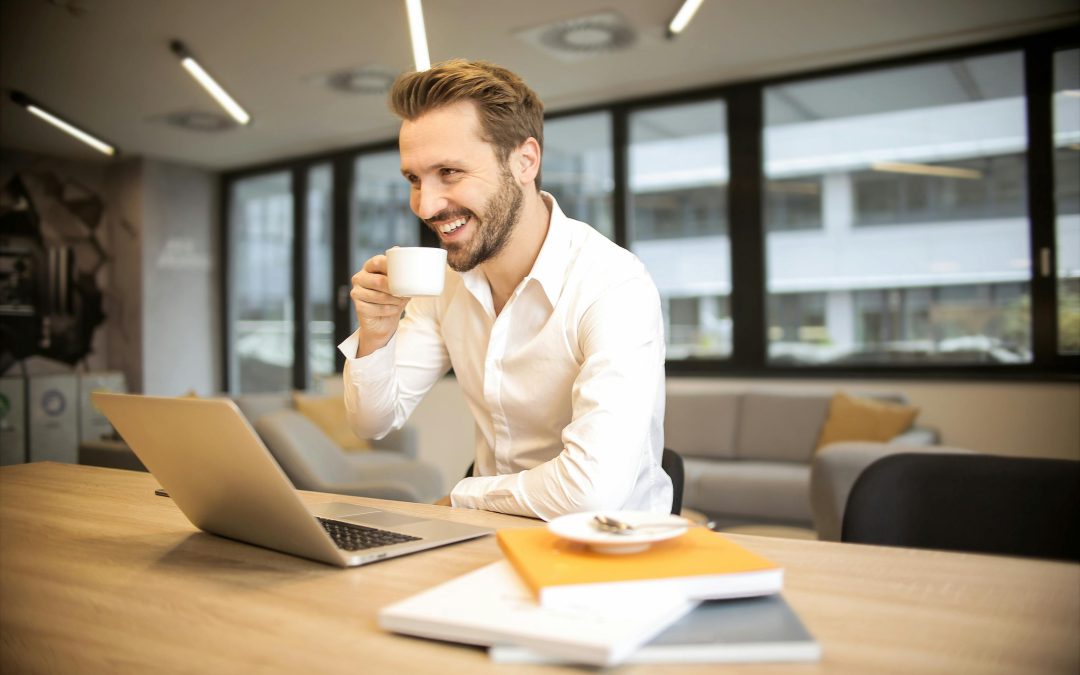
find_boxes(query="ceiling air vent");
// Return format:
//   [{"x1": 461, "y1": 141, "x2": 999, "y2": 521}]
[
  {"x1": 306, "y1": 66, "x2": 399, "y2": 96},
  {"x1": 516, "y1": 11, "x2": 637, "y2": 62}
]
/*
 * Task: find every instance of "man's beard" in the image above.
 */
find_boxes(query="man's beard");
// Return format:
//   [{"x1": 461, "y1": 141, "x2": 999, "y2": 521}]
[{"x1": 437, "y1": 167, "x2": 524, "y2": 273}]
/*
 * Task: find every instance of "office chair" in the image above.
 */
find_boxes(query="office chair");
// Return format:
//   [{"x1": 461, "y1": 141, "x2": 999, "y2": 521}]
[
  {"x1": 462, "y1": 447, "x2": 685, "y2": 515},
  {"x1": 842, "y1": 453, "x2": 1080, "y2": 562}
]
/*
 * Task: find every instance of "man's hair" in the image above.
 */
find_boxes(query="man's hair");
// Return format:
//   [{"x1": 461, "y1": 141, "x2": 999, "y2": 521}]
[{"x1": 390, "y1": 59, "x2": 544, "y2": 189}]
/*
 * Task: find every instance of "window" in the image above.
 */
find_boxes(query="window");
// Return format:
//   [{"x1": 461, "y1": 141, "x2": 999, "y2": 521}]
[
  {"x1": 224, "y1": 31, "x2": 1075, "y2": 382},
  {"x1": 228, "y1": 172, "x2": 293, "y2": 392},
  {"x1": 763, "y1": 51, "x2": 1032, "y2": 365},
  {"x1": 628, "y1": 99, "x2": 731, "y2": 359},
  {"x1": 766, "y1": 177, "x2": 822, "y2": 232},
  {"x1": 351, "y1": 150, "x2": 419, "y2": 331},
  {"x1": 543, "y1": 112, "x2": 614, "y2": 239},
  {"x1": 851, "y1": 153, "x2": 1027, "y2": 226},
  {"x1": 1054, "y1": 48, "x2": 1080, "y2": 355},
  {"x1": 306, "y1": 164, "x2": 335, "y2": 382}
]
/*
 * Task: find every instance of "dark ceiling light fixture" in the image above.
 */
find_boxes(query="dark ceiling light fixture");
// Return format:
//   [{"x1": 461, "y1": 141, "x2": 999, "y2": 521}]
[
  {"x1": 170, "y1": 40, "x2": 251, "y2": 125},
  {"x1": 9, "y1": 90, "x2": 117, "y2": 156},
  {"x1": 667, "y1": 0, "x2": 705, "y2": 38}
]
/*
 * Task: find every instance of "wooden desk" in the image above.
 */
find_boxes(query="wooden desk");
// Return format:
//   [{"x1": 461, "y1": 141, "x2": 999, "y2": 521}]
[{"x1": 2, "y1": 463, "x2": 1077, "y2": 674}]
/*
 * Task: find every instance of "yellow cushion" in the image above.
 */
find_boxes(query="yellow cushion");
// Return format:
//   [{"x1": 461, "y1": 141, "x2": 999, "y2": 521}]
[
  {"x1": 292, "y1": 392, "x2": 370, "y2": 451},
  {"x1": 816, "y1": 392, "x2": 919, "y2": 451}
]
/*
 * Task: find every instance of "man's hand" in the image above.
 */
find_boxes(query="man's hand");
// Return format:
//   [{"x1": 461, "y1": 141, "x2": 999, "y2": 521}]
[
  {"x1": 350, "y1": 254, "x2": 410, "y2": 358},
  {"x1": 433, "y1": 495, "x2": 452, "y2": 507}
]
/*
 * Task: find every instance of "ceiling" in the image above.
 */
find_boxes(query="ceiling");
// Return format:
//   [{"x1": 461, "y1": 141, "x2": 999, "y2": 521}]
[{"x1": 0, "y1": 0, "x2": 1076, "y2": 171}]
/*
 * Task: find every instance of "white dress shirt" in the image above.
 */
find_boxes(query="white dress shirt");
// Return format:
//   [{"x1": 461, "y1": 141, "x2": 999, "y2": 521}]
[{"x1": 338, "y1": 193, "x2": 671, "y2": 520}]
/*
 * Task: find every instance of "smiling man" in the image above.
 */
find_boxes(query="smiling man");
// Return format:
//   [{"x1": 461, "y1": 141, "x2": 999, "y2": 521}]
[{"x1": 339, "y1": 59, "x2": 671, "y2": 520}]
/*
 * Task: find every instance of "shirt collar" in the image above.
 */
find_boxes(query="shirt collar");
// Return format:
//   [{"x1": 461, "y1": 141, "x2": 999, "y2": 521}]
[
  {"x1": 526, "y1": 192, "x2": 572, "y2": 308},
  {"x1": 460, "y1": 191, "x2": 572, "y2": 311}
]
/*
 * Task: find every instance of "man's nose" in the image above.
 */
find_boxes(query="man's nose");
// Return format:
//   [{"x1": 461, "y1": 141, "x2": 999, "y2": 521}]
[{"x1": 414, "y1": 181, "x2": 448, "y2": 221}]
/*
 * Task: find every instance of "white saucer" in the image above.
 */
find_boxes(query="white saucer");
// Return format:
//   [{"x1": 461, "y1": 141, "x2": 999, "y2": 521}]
[{"x1": 547, "y1": 511, "x2": 690, "y2": 554}]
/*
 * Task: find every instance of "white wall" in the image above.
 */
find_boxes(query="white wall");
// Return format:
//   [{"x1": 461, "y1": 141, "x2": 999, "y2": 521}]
[{"x1": 140, "y1": 160, "x2": 220, "y2": 396}]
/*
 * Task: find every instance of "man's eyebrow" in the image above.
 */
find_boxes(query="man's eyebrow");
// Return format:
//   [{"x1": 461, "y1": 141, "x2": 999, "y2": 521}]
[{"x1": 401, "y1": 160, "x2": 465, "y2": 177}]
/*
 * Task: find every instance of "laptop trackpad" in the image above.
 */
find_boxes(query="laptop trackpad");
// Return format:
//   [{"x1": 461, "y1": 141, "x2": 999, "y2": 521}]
[{"x1": 348, "y1": 512, "x2": 427, "y2": 528}]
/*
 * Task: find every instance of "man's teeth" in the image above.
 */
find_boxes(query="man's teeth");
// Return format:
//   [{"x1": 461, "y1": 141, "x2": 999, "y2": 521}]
[{"x1": 440, "y1": 217, "x2": 468, "y2": 234}]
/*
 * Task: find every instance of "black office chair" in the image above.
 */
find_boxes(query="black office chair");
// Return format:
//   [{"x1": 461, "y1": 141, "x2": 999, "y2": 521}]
[
  {"x1": 842, "y1": 453, "x2": 1080, "y2": 562},
  {"x1": 462, "y1": 447, "x2": 685, "y2": 515}
]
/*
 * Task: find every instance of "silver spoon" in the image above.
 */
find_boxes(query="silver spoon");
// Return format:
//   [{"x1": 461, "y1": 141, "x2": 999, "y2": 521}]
[{"x1": 591, "y1": 514, "x2": 714, "y2": 534}]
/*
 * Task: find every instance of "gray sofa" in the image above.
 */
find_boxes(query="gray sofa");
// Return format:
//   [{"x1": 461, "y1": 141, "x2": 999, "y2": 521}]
[
  {"x1": 663, "y1": 390, "x2": 938, "y2": 530},
  {"x1": 234, "y1": 393, "x2": 444, "y2": 503}
]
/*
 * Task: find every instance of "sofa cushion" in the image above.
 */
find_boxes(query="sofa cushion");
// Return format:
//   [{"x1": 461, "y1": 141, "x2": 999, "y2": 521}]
[
  {"x1": 683, "y1": 458, "x2": 811, "y2": 524},
  {"x1": 664, "y1": 392, "x2": 740, "y2": 459},
  {"x1": 233, "y1": 392, "x2": 293, "y2": 422},
  {"x1": 735, "y1": 392, "x2": 831, "y2": 463},
  {"x1": 815, "y1": 392, "x2": 919, "y2": 451},
  {"x1": 293, "y1": 392, "x2": 370, "y2": 451}
]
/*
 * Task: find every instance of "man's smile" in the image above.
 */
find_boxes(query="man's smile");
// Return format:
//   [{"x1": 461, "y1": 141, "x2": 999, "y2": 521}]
[{"x1": 427, "y1": 211, "x2": 474, "y2": 241}]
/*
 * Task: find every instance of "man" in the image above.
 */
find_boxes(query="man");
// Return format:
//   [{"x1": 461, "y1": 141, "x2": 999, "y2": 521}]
[{"x1": 339, "y1": 59, "x2": 670, "y2": 520}]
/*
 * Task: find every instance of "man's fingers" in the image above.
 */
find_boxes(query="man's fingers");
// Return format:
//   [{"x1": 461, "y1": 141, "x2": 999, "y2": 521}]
[
  {"x1": 363, "y1": 254, "x2": 388, "y2": 274},
  {"x1": 351, "y1": 284, "x2": 403, "y2": 307}
]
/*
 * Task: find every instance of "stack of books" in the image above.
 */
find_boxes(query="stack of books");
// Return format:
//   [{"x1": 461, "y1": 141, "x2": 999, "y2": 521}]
[{"x1": 378, "y1": 524, "x2": 820, "y2": 667}]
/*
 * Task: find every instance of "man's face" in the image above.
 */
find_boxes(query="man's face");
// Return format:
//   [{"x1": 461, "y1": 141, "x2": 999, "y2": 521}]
[{"x1": 399, "y1": 100, "x2": 523, "y2": 272}]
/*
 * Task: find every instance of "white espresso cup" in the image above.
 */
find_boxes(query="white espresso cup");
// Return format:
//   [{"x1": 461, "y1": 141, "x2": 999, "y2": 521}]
[{"x1": 385, "y1": 246, "x2": 447, "y2": 297}]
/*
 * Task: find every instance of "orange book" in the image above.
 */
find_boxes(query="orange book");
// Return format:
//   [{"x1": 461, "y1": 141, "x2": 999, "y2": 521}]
[{"x1": 496, "y1": 527, "x2": 783, "y2": 610}]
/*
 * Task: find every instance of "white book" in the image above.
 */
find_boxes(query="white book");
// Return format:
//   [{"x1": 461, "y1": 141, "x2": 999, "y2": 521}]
[
  {"x1": 489, "y1": 594, "x2": 821, "y2": 665},
  {"x1": 378, "y1": 560, "x2": 697, "y2": 667}
]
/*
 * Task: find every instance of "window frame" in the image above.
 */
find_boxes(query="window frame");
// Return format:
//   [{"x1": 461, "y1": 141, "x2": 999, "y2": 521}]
[{"x1": 220, "y1": 27, "x2": 1079, "y2": 389}]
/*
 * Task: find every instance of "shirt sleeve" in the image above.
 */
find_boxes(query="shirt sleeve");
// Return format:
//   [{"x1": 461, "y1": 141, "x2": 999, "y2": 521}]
[
  {"x1": 338, "y1": 297, "x2": 451, "y2": 441},
  {"x1": 450, "y1": 274, "x2": 666, "y2": 520}
]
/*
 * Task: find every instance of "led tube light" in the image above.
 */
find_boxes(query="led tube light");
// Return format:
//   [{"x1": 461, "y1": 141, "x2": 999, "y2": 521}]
[
  {"x1": 405, "y1": 0, "x2": 431, "y2": 71},
  {"x1": 10, "y1": 91, "x2": 116, "y2": 156},
  {"x1": 668, "y1": 0, "x2": 705, "y2": 37},
  {"x1": 171, "y1": 41, "x2": 251, "y2": 125}
]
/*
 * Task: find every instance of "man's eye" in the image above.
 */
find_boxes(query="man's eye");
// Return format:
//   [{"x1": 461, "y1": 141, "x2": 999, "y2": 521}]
[{"x1": 441, "y1": 168, "x2": 460, "y2": 177}]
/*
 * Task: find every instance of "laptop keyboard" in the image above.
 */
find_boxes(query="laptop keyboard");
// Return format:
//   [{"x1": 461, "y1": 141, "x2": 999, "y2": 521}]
[{"x1": 316, "y1": 517, "x2": 421, "y2": 551}]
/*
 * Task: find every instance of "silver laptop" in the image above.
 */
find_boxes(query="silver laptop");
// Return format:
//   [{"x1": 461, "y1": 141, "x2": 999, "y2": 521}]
[{"x1": 92, "y1": 392, "x2": 491, "y2": 567}]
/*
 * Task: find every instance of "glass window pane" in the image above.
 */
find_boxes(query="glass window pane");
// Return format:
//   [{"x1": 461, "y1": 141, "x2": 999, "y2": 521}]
[
  {"x1": 543, "y1": 112, "x2": 614, "y2": 239},
  {"x1": 229, "y1": 172, "x2": 293, "y2": 392},
  {"x1": 1053, "y1": 48, "x2": 1080, "y2": 355},
  {"x1": 351, "y1": 150, "x2": 419, "y2": 331},
  {"x1": 764, "y1": 51, "x2": 1032, "y2": 365},
  {"x1": 306, "y1": 164, "x2": 334, "y2": 382},
  {"x1": 628, "y1": 100, "x2": 730, "y2": 359}
]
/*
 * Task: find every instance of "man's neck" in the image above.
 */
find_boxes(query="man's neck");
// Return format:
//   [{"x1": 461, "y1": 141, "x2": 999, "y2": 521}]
[{"x1": 482, "y1": 190, "x2": 551, "y2": 315}]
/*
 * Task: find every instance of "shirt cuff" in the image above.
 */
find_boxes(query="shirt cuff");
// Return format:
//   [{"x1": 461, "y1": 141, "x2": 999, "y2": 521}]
[
  {"x1": 338, "y1": 330, "x2": 396, "y2": 382},
  {"x1": 450, "y1": 473, "x2": 538, "y2": 519}
]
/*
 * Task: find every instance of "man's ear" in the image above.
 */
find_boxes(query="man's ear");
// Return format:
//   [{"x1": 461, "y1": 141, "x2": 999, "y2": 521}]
[{"x1": 512, "y1": 137, "x2": 541, "y2": 186}]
